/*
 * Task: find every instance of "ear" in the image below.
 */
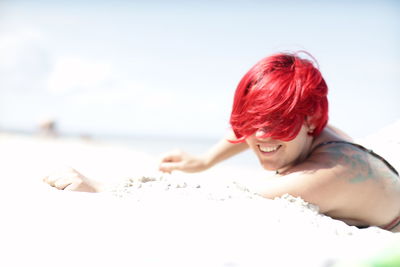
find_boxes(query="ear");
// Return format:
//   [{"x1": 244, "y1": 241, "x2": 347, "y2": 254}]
[{"x1": 305, "y1": 116, "x2": 316, "y2": 134}]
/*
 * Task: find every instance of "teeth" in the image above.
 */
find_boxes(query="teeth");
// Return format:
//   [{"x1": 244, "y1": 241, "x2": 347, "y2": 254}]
[{"x1": 259, "y1": 145, "x2": 280, "y2": 153}]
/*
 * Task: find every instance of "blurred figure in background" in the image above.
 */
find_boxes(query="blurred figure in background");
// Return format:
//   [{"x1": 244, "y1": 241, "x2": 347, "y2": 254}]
[{"x1": 38, "y1": 118, "x2": 58, "y2": 137}]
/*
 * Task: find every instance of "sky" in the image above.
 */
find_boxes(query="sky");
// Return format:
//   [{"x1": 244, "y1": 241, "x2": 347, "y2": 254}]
[{"x1": 0, "y1": 0, "x2": 399, "y2": 140}]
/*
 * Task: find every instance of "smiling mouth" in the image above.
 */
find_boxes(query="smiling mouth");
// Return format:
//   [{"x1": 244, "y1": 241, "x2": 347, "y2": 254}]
[{"x1": 258, "y1": 144, "x2": 282, "y2": 154}]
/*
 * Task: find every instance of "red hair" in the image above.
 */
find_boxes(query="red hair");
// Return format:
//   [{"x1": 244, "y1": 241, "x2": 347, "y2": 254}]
[{"x1": 230, "y1": 52, "x2": 328, "y2": 142}]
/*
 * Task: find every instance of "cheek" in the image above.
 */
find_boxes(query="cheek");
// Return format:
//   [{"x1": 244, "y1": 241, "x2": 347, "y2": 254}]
[
  {"x1": 284, "y1": 146, "x2": 299, "y2": 161},
  {"x1": 285, "y1": 139, "x2": 307, "y2": 160},
  {"x1": 245, "y1": 137, "x2": 257, "y2": 150}
]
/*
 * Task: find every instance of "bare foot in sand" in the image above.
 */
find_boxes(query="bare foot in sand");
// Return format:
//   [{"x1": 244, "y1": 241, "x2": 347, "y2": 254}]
[{"x1": 43, "y1": 168, "x2": 103, "y2": 193}]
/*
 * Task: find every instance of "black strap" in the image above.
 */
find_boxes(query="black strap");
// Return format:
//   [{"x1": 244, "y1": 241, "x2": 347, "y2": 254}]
[{"x1": 311, "y1": 141, "x2": 399, "y2": 176}]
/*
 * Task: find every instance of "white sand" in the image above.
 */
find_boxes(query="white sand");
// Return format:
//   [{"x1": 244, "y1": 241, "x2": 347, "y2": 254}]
[{"x1": 0, "y1": 122, "x2": 399, "y2": 267}]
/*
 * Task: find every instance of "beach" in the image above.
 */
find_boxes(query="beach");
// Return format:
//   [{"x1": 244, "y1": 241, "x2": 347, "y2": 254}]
[{"x1": 1, "y1": 121, "x2": 399, "y2": 267}]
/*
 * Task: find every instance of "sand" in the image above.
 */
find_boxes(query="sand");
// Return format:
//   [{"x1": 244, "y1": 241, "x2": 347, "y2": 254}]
[{"x1": 0, "y1": 122, "x2": 399, "y2": 267}]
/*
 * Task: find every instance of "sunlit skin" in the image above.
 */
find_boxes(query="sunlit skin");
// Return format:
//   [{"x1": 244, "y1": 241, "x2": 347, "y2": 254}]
[{"x1": 246, "y1": 124, "x2": 314, "y2": 173}]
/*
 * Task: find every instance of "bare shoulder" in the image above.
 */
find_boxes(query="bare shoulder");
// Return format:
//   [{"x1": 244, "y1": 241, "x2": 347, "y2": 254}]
[
  {"x1": 278, "y1": 148, "x2": 355, "y2": 213},
  {"x1": 309, "y1": 142, "x2": 373, "y2": 183},
  {"x1": 302, "y1": 125, "x2": 374, "y2": 184},
  {"x1": 307, "y1": 142, "x2": 400, "y2": 224},
  {"x1": 255, "y1": 149, "x2": 350, "y2": 212},
  {"x1": 309, "y1": 141, "x2": 398, "y2": 184},
  {"x1": 268, "y1": 142, "x2": 381, "y2": 213}
]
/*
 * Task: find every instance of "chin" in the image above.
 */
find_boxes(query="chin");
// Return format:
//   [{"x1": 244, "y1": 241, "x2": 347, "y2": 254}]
[
  {"x1": 259, "y1": 160, "x2": 288, "y2": 173},
  {"x1": 260, "y1": 162, "x2": 278, "y2": 171}
]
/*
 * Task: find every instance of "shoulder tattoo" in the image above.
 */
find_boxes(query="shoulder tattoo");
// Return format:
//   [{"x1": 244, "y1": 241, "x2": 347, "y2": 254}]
[{"x1": 317, "y1": 144, "x2": 398, "y2": 184}]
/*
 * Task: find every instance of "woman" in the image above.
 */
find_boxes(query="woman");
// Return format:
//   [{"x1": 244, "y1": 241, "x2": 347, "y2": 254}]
[{"x1": 44, "y1": 52, "x2": 400, "y2": 232}]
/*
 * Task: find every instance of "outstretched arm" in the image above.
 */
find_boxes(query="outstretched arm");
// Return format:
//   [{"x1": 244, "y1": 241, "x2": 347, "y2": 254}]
[{"x1": 159, "y1": 131, "x2": 249, "y2": 173}]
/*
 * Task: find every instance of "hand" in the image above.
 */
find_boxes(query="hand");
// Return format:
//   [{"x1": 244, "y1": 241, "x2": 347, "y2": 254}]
[
  {"x1": 43, "y1": 167, "x2": 101, "y2": 193},
  {"x1": 158, "y1": 150, "x2": 209, "y2": 173}
]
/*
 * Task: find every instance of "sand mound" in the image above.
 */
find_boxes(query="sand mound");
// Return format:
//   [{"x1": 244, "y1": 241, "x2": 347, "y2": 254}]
[{"x1": 0, "y1": 122, "x2": 399, "y2": 267}]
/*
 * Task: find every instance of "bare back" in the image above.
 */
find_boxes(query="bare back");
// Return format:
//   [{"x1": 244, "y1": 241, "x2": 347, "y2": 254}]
[{"x1": 309, "y1": 125, "x2": 400, "y2": 230}]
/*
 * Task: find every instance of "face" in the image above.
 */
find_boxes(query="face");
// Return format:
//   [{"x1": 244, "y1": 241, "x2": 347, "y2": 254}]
[{"x1": 245, "y1": 124, "x2": 314, "y2": 173}]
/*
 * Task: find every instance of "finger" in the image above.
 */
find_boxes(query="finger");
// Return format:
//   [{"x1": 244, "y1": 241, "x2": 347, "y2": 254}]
[
  {"x1": 64, "y1": 182, "x2": 81, "y2": 192},
  {"x1": 53, "y1": 178, "x2": 73, "y2": 190},
  {"x1": 159, "y1": 162, "x2": 183, "y2": 173},
  {"x1": 158, "y1": 166, "x2": 171, "y2": 174},
  {"x1": 43, "y1": 176, "x2": 51, "y2": 184},
  {"x1": 158, "y1": 162, "x2": 173, "y2": 173},
  {"x1": 43, "y1": 175, "x2": 59, "y2": 187},
  {"x1": 159, "y1": 150, "x2": 184, "y2": 163}
]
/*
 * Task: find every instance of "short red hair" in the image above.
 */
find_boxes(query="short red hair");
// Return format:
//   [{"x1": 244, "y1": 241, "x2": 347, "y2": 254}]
[{"x1": 230, "y1": 52, "x2": 328, "y2": 142}]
